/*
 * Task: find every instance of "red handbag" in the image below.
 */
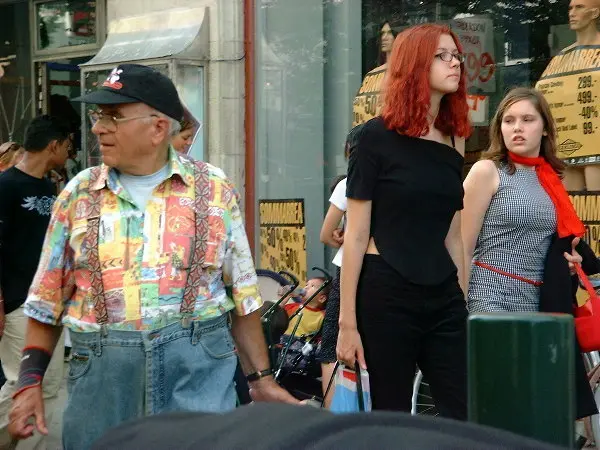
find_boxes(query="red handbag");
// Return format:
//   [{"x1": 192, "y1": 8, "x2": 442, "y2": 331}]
[{"x1": 573, "y1": 263, "x2": 600, "y2": 353}]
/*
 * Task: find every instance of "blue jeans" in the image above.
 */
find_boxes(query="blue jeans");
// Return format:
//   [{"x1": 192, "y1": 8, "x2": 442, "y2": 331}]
[{"x1": 63, "y1": 315, "x2": 237, "y2": 450}]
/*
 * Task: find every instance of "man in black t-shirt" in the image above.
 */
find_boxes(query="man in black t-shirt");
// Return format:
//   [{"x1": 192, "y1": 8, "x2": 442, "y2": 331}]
[{"x1": 0, "y1": 115, "x2": 71, "y2": 448}]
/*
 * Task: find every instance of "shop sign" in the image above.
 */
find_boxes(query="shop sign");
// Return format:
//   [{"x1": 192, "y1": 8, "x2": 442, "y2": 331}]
[
  {"x1": 451, "y1": 16, "x2": 496, "y2": 93},
  {"x1": 467, "y1": 94, "x2": 489, "y2": 125},
  {"x1": 570, "y1": 191, "x2": 600, "y2": 303},
  {"x1": 570, "y1": 192, "x2": 600, "y2": 256},
  {"x1": 536, "y1": 45, "x2": 600, "y2": 165},
  {"x1": 259, "y1": 199, "x2": 307, "y2": 283},
  {"x1": 352, "y1": 66, "x2": 385, "y2": 127}
]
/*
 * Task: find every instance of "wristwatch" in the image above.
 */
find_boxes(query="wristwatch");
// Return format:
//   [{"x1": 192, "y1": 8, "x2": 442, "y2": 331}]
[{"x1": 245, "y1": 368, "x2": 273, "y2": 382}]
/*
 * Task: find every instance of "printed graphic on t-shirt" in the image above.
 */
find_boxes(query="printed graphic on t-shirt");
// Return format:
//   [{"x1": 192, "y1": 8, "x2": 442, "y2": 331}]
[{"x1": 21, "y1": 196, "x2": 56, "y2": 216}]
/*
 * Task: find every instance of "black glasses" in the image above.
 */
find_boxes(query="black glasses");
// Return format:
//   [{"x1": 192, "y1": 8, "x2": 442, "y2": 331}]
[{"x1": 435, "y1": 52, "x2": 465, "y2": 64}]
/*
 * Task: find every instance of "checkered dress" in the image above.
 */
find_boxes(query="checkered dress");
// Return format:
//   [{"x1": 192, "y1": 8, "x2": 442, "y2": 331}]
[{"x1": 467, "y1": 165, "x2": 557, "y2": 313}]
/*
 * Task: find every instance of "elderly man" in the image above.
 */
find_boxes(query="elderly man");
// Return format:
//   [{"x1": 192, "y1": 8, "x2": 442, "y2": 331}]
[{"x1": 8, "y1": 64, "x2": 296, "y2": 450}]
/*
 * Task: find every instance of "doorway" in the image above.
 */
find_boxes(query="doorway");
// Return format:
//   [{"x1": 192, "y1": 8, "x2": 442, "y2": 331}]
[{"x1": 34, "y1": 56, "x2": 90, "y2": 184}]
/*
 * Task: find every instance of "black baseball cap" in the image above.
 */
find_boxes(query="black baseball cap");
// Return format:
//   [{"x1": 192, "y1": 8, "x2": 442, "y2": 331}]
[{"x1": 74, "y1": 64, "x2": 184, "y2": 121}]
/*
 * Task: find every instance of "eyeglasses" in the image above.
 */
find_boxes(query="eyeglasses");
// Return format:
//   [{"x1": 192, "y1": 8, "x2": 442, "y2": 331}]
[
  {"x1": 88, "y1": 110, "x2": 159, "y2": 132},
  {"x1": 435, "y1": 52, "x2": 465, "y2": 64}
]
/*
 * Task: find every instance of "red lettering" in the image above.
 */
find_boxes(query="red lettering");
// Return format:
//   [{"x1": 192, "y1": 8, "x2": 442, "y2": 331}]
[
  {"x1": 466, "y1": 53, "x2": 480, "y2": 82},
  {"x1": 464, "y1": 52, "x2": 496, "y2": 85},
  {"x1": 478, "y1": 52, "x2": 495, "y2": 83}
]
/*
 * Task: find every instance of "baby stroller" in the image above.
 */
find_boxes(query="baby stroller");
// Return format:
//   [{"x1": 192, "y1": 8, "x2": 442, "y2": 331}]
[{"x1": 257, "y1": 267, "x2": 332, "y2": 403}]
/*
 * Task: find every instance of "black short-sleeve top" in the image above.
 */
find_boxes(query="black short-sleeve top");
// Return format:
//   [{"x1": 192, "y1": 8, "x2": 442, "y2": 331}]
[{"x1": 346, "y1": 117, "x2": 464, "y2": 286}]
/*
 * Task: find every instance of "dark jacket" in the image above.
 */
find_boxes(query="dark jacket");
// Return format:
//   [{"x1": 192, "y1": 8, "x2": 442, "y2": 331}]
[{"x1": 539, "y1": 236, "x2": 600, "y2": 419}]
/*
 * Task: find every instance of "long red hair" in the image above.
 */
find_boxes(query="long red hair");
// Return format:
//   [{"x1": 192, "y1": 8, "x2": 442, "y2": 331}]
[{"x1": 381, "y1": 24, "x2": 471, "y2": 138}]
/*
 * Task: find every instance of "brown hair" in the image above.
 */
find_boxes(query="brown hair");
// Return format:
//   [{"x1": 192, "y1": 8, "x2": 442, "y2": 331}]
[
  {"x1": 180, "y1": 120, "x2": 195, "y2": 132},
  {"x1": 483, "y1": 87, "x2": 565, "y2": 175}
]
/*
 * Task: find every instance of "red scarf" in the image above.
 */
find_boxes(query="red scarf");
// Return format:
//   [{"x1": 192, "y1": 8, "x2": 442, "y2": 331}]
[{"x1": 508, "y1": 152, "x2": 585, "y2": 238}]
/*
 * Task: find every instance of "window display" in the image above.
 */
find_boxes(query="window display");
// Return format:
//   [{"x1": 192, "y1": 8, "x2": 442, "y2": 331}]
[
  {"x1": 536, "y1": 0, "x2": 600, "y2": 191},
  {"x1": 255, "y1": 0, "x2": 573, "y2": 274},
  {"x1": 34, "y1": 0, "x2": 98, "y2": 52}
]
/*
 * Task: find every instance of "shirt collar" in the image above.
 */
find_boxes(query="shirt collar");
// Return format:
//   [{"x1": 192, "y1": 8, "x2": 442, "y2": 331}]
[{"x1": 89, "y1": 147, "x2": 195, "y2": 192}]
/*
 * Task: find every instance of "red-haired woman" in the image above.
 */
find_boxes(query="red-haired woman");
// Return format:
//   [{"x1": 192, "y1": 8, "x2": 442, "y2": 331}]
[{"x1": 336, "y1": 23, "x2": 471, "y2": 418}]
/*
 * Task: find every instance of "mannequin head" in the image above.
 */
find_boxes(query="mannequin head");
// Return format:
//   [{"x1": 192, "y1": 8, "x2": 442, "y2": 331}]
[
  {"x1": 569, "y1": 0, "x2": 600, "y2": 32},
  {"x1": 377, "y1": 21, "x2": 397, "y2": 65}
]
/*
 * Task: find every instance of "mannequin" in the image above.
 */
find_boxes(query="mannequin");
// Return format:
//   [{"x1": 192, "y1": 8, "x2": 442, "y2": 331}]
[
  {"x1": 352, "y1": 22, "x2": 396, "y2": 126},
  {"x1": 536, "y1": 0, "x2": 600, "y2": 190}
]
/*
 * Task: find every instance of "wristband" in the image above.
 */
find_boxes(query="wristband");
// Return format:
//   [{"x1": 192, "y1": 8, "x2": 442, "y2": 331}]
[
  {"x1": 246, "y1": 369, "x2": 273, "y2": 382},
  {"x1": 13, "y1": 347, "x2": 52, "y2": 399}
]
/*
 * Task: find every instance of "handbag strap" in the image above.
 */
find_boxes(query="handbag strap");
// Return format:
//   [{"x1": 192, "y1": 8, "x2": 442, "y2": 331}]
[
  {"x1": 321, "y1": 361, "x2": 340, "y2": 408},
  {"x1": 355, "y1": 361, "x2": 365, "y2": 412},
  {"x1": 575, "y1": 263, "x2": 599, "y2": 300},
  {"x1": 320, "y1": 361, "x2": 366, "y2": 412}
]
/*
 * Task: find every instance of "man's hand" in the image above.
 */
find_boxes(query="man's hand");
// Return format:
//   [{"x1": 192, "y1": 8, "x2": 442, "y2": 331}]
[
  {"x1": 8, "y1": 386, "x2": 47, "y2": 440},
  {"x1": 249, "y1": 376, "x2": 300, "y2": 404}
]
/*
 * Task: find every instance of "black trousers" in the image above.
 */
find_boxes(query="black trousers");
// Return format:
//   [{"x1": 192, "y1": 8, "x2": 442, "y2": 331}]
[{"x1": 357, "y1": 255, "x2": 468, "y2": 420}]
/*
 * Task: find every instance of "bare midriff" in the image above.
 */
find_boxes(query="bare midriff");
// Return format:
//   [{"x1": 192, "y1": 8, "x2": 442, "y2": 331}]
[{"x1": 366, "y1": 237, "x2": 380, "y2": 255}]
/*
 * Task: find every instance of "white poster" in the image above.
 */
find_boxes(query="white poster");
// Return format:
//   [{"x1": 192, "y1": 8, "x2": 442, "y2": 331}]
[{"x1": 451, "y1": 16, "x2": 496, "y2": 93}]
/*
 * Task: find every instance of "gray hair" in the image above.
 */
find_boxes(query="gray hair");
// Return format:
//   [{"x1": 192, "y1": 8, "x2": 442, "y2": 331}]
[{"x1": 147, "y1": 108, "x2": 182, "y2": 137}]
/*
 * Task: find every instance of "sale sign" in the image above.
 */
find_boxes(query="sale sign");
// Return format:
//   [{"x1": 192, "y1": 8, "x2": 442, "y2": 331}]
[{"x1": 451, "y1": 16, "x2": 496, "y2": 93}]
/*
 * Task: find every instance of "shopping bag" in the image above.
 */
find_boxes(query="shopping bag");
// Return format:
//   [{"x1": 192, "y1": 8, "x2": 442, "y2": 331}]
[
  {"x1": 327, "y1": 361, "x2": 371, "y2": 413},
  {"x1": 573, "y1": 263, "x2": 600, "y2": 352}
]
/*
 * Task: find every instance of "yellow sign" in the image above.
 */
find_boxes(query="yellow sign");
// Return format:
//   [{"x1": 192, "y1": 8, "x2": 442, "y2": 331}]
[
  {"x1": 536, "y1": 45, "x2": 600, "y2": 166},
  {"x1": 570, "y1": 192, "x2": 600, "y2": 255},
  {"x1": 352, "y1": 66, "x2": 386, "y2": 127},
  {"x1": 570, "y1": 192, "x2": 600, "y2": 303},
  {"x1": 259, "y1": 199, "x2": 307, "y2": 283}
]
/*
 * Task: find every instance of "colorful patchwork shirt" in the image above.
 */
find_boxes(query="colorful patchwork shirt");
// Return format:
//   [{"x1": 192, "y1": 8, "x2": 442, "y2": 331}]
[{"x1": 24, "y1": 149, "x2": 262, "y2": 331}]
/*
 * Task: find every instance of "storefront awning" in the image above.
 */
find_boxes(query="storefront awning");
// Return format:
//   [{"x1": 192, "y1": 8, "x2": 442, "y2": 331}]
[{"x1": 81, "y1": 7, "x2": 209, "y2": 67}]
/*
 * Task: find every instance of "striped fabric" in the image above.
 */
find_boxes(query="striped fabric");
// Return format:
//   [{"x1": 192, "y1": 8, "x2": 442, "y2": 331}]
[{"x1": 468, "y1": 165, "x2": 557, "y2": 313}]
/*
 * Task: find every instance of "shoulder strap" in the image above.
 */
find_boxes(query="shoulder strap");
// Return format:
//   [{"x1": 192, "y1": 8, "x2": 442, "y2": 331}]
[
  {"x1": 451, "y1": 135, "x2": 456, "y2": 149},
  {"x1": 82, "y1": 166, "x2": 110, "y2": 325},
  {"x1": 180, "y1": 160, "x2": 210, "y2": 315}
]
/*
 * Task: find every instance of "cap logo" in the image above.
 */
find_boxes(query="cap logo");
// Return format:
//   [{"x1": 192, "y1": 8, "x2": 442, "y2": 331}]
[{"x1": 103, "y1": 68, "x2": 123, "y2": 90}]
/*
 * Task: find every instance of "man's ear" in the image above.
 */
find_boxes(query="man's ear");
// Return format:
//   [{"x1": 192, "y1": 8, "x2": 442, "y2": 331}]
[
  {"x1": 151, "y1": 117, "x2": 171, "y2": 145},
  {"x1": 47, "y1": 139, "x2": 59, "y2": 154}
]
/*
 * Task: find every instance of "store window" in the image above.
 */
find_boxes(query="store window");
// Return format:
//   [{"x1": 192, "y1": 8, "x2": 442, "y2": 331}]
[
  {"x1": 255, "y1": 0, "x2": 572, "y2": 278},
  {"x1": 0, "y1": 1, "x2": 32, "y2": 144}
]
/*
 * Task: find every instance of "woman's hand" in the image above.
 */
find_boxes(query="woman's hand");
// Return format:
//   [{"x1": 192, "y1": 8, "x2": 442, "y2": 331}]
[
  {"x1": 336, "y1": 325, "x2": 367, "y2": 370},
  {"x1": 564, "y1": 237, "x2": 583, "y2": 275},
  {"x1": 332, "y1": 228, "x2": 344, "y2": 246}
]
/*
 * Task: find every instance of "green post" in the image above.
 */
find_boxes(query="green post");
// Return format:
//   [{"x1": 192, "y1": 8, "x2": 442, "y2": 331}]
[{"x1": 468, "y1": 313, "x2": 575, "y2": 448}]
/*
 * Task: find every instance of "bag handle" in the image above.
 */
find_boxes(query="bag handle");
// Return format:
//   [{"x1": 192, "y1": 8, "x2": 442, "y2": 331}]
[
  {"x1": 575, "y1": 263, "x2": 599, "y2": 301},
  {"x1": 355, "y1": 361, "x2": 365, "y2": 412},
  {"x1": 320, "y1": 360, "x2": 365, "y2": 412},
  {"x1": 321, "y1": 361, "x2": 340, "y2": 408}
]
